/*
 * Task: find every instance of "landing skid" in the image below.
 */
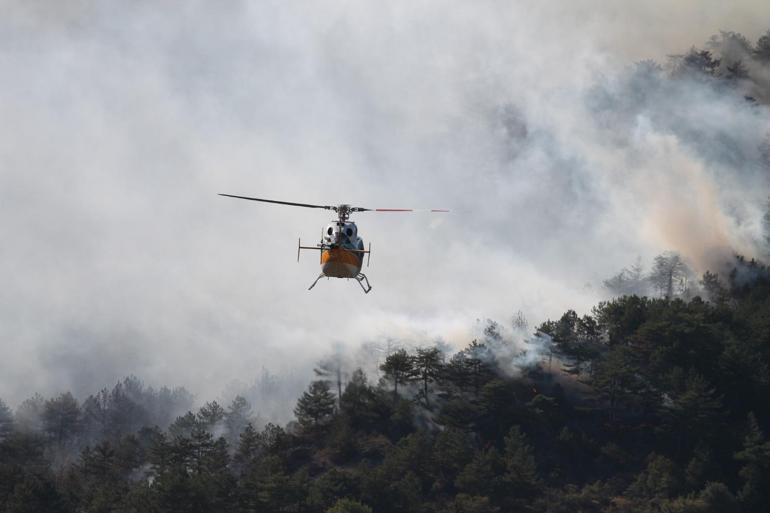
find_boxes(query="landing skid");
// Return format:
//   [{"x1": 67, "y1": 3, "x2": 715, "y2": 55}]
[
  {"x1": 306, "y1": 273, "x2": 372, "y2": 294},
  {"x1": 308, "y1": 273, "x2": 325, "y2": 291},
  {"x1": 355, "y1": 273, "x2": 372, "y2": 294}
]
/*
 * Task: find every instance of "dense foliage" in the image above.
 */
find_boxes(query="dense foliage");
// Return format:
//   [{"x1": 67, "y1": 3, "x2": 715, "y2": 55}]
[{"x1": 2, "y1": 256, "x2": 770, "y2": 512}]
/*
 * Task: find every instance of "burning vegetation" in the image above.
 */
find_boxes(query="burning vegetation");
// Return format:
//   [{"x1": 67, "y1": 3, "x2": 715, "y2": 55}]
[{"x1": 2, "y1": 256, "x2": 770, "y2": 512}]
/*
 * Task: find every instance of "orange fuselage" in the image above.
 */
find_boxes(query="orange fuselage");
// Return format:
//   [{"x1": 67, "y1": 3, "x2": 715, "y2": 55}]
[{"x1": 321, "y1": 247, "x2": 363, "y2": 278}]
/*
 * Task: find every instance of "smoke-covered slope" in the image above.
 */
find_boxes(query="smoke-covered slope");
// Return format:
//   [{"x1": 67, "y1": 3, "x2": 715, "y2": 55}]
[{"x1": 2, "y1": 2, "x2": 770, "y2": 407}]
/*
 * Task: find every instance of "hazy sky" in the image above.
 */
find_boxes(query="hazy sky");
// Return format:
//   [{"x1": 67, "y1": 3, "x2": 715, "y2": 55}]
[{"x1": 1, "y1": 0, "x2": 769, "y2": 409}]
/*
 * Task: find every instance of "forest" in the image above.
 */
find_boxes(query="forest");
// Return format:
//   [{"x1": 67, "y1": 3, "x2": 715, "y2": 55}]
[
  {"x1": 4, "y1": 257, "x2": 770, "y2": 513},
  {"x1": 3, "y1": 29, "x2": 770, "y2": 513}
]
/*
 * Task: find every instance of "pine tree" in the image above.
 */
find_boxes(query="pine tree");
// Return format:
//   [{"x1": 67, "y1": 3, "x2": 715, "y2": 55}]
[
  {"x1": 455, "y1": 447, "x2": 506, "y2": 500},
  {"x1": 197, "y1": 401, "x2": 225, "y2": 432},
  {"x1": 4, "y1": 472, "x2": 69, "y2": 513},
  {"x1": 42, "y1": 392, "x2": 80, "y2": 447},
  {"x1": 105, "y1": 380, "x2": 148, "y2": 437},
  {"x1": 661, "y1": 372, "x2": 723, "y2": 455},
  {"x1": 684, "y1": 444, "x2": 716, "y2": 491},
  {"x1": 698, "y1": 482, "x2": 739, "y2": 513},
  {"x1": 735, "y1": 412, "x2": 770, "y2": 512},
  {"x1": 340, "y1": 369, "x2": 381, "y2": 431},
  {"x1": 224, "y1": 396, "x2": 252, "y2": 445},
  {"x1": 81, "y1": 388, "x2": 110, "y2": 441},
  {"x1": 14, "y1": 394, "x2": 45, "y2": 433},
  {"x1": 503, "y1": 426, "x2": 540, "y2": 499},
  {"x1": 0, "y1": 398, "x2": 13, "y2": 441},
  {"x1": 380, "y1": 349, "x2": 414, "y2": 400},
  {"x1": 443, "y1": 341, "x2": 495, "y2": 398},
  {"x1": 294, "y1": 380, "x2": 337, "y2": 432},
  {"x1": 701, "y1": 271, "x2": 727, "y2": 304},
  {"x1": 649, "y1": 252, "x2": 691, "y2": 299},
  {"x1": 432, "y1": 428, "x2": 474, "y2": 489},
  {"x1": 411, "y1": 347, "x2": 443, "y2": 407},
  {"x1": 169, "y1": 411, "x2": 199, "y2": 438},
  {"x1": 233, "y1": 423, "x2": 261, "y2": 476},
  {"x1": 626, "y1": 454, "x2": 681, "y2": 499},
  {"x1": 755, "y1": 30, "x2": 770, "y2": 62},
  {"x1": 238, "y1": 454, "x2": 293, "y2": 512},
  {"x1": 590, "y1": 345, "x2": 639, "y2": 423}
]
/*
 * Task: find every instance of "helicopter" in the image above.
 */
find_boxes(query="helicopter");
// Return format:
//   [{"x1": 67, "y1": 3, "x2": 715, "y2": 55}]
[{"x1": 219, "y1": 194, "x2": 448, "y2": 293}]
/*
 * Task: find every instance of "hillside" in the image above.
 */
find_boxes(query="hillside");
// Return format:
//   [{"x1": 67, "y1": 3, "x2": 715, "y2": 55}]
[{"x1": 1, "y1": 256, "x2": 770, "y2": 513}]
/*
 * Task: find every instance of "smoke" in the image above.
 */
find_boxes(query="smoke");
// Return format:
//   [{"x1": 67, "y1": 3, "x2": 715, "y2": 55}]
[
  {"x1": 1, "y1": 1, "x2": 769, "y2": 420},
  {"x1": 471, "y1": 317, "x2": 552, "y2": 377}
]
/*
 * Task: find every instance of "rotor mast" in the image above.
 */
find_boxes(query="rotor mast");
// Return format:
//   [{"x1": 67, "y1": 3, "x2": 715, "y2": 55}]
[{"x1": 336, "y1": 204, "x2": 352, "y2": 222}]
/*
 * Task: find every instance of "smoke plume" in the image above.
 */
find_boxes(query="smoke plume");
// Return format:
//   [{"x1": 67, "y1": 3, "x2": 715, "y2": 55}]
[{"x1": 1, "y1": 1, "x2": 769, "y2": 420}]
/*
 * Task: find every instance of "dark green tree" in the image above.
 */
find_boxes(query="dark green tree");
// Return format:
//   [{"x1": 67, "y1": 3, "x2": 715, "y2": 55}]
[
  {"x1": 697, "y1": 482, "x2": 740, "y2": 513},
  {"x1": 295, "y1": 380, "x2": 337, "y2": 432},
  {"x1": 735, "y1": 413, "x2": 770, "y2": 512},
  {"x1": 431, "y1": 428, "x2": 474, "y2": 491},
  {"x1": 0, "y1": 431, "x2": 48, "y2": 507},
  {"x1": 684, "y1": 445, "x2": 718, "y2": 491},
  {"x1": 169, "y1": 411, "x2": 199, "y2": 438},
  {"x1": 76, "y1": 438, "x2": 142, "y2": 512},
  {"x1": 237, "y1": 454, "x2": 295, "y2": 513},
  {"x1": 196, "y1": 401, "x2": 225, "y2": 431},
  {"x1": 626, "y1": 454, "x2": 681, "y2": 500},
  {"x1": 443, "y1": 341, "x2": 495, "y2": 397},
  {"x1": 0, "y1": 398, "x2": 13, "y2": 441},
  {"x1": 4, "y1": 472, "x2": 69, "y2": 513},
  {"x1": 539, "y1": 311, "x2": 601, "y2": 376},
  {"x1": 379, "y1": 349, "x2": 414, "y2": 400},
  {"x1": 105, "y1": 379, "x2": 149, "y2": 437},
  {"x1": 591, "y1": 345, "x2": 642, "y2": 423},
  {"x1": 754, "y1": 30, "x2": 770, "y2": 62},
  {"x1": 503, "y1": 426, "x2": 540, "y2": 498},
  {"x1": 676, "y1": 49, "x2": 721, "y2": 78},
  {"x1": 340, "y1": 369, "x2": 384, "y2": 432},
  {"x1": 411, "y1": 347, "x2": 443, "y2": 407},
  {"x1": 42, "y1": 392, "x2": 80, "y2": 447},
  {"x1": 701, "y1": 271, "x2": 727, "y2": 304},
  {"x1": 224, "y1": 396, "x2": 252, "y2": 445},
  {"x1": 81, "y1": 389, "x2": 110, "y2": 442},
  {"x1": 14, "y1": 394, "x2": 45, "y2": 433},
  {"x1": 150, "y1": 426, "x2": 235, "y2": 513},
  {"x1": 309, "y1": 468, "x2": 360, "y2": 510},
  {"x1": 232, "y1": 423, "x2": 261, "y2": 476},
  {"x1": 661, "y1": 372, "x2": 723, "y2": 455},
  {"x1": 455, "y1": 447, "x2": 507, "y2": 501}
]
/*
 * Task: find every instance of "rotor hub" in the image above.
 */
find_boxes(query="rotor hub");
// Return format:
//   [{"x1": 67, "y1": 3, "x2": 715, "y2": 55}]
[{"x1": 336, "y1": 204, "x2": 352, "y2": 221}]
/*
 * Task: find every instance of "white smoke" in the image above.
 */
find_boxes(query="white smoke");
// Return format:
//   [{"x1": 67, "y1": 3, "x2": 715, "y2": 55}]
[{"x1": 0, "y1": 1, "x2": 769, "y2": 418}]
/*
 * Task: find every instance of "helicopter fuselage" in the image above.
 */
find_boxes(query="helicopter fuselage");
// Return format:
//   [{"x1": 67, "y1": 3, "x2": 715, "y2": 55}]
[
  {"x1": 320, "y1": 220, "x2": 365, "y2": 278},
  {"x1": 321, "y1": 246, "x2": 363, "y2": 278}
]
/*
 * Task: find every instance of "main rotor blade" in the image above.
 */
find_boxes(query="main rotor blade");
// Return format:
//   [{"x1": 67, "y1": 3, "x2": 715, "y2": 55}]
[
  {"x1": 219, "y1": 194, "x2": 334, "y2": 211},
  {"x1": 353, "y1": 207, "x2": 450, "y2": 213}
]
